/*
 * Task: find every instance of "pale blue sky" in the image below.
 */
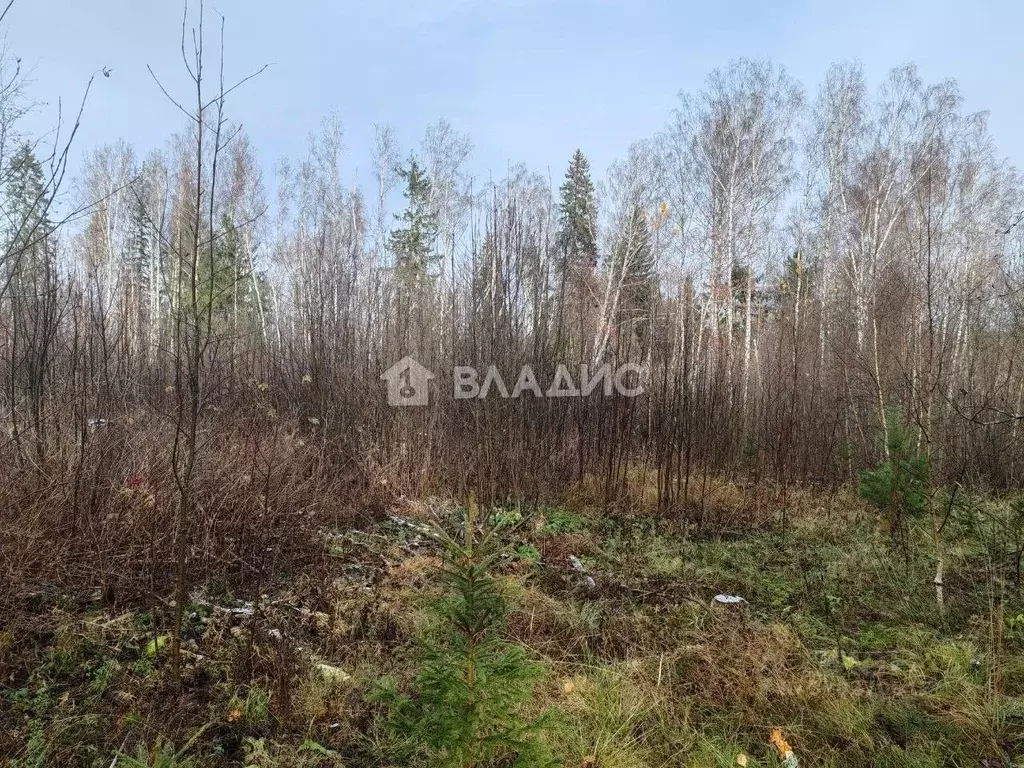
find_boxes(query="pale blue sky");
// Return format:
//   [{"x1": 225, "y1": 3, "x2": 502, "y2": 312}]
[{"x1": 7, "y1": 0, "x2": 1024, "y2": 188}]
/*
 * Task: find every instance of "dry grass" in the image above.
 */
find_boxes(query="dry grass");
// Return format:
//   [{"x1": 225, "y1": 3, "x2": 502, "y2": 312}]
[{"x1": 2, "y1": 468, "x2": 1022, "y2": 766}]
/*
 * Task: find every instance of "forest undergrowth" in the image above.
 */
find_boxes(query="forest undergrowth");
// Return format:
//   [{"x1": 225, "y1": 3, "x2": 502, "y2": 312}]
[{"x1": 3, "y1": 456, "x2": 1023, "y2": 768}]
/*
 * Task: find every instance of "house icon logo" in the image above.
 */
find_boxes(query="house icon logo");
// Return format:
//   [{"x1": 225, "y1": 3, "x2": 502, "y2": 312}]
[{"x1": 381, "y1": 356, "x2": 435, "y2": 406}]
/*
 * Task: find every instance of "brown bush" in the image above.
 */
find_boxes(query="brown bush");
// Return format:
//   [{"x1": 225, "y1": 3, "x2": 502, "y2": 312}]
[{"x1": 0, "y1": 410, "x2": 379, "y2": 630}]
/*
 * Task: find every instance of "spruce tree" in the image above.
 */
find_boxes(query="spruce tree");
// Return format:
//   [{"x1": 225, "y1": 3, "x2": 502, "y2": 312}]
[
  {"x1": 375, "y1": 501, "x2": 554, "y2": 767},
  {"x1": 619, "y1": 206, "x2": 655, "y2": 308},
  {"x1": 616, "y1": 204, "x2": 656, "y2": 348},
  {"x1": 3, "y1": 143, "x2": 56, "y2": 459},
  {"x1": 556, "y1": 149, "x2": 597, "y2": 273},
  {"x1": 555, "y1": 150, "x2": 599, "y2": 358},
  {"x1": 389, "y1": 155, "x2": 439, "y2": 288},
  {"x1": 859, "y1": 411, "x2": 930, "y2": 553},
  {"x1": 195, "y1": 214, "x2": 267, "y2": 333},
  {"x1": 3, "y1": 143, "x2": 52, "y2": 279}
]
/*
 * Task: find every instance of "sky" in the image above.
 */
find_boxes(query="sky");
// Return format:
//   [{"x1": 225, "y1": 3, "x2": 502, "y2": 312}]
[{"x1": 5, "y1": 0, "x2": 1024, "y2": 193}]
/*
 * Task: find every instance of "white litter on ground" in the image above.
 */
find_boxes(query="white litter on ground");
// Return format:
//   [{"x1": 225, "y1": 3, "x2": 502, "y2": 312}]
[{"x1": 712, "y1": 594, "x2": 747, "y2": 605}]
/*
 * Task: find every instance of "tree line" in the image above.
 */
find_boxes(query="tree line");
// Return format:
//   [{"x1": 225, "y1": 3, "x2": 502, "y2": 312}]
[{"x1": 2, "y1": 36, "x2": 1024, "y2": 518}]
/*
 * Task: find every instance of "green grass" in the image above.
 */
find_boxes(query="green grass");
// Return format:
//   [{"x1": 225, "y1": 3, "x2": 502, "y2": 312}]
[{"x1": 3, "y1": 485, "x2": 1023, "y2": 766}]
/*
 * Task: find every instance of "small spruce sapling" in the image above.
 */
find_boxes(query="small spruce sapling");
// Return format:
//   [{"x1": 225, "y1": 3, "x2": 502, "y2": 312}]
[
  {"x1": 858, "y1": 410, "x2": 930, "y2": 555},
  {"x1": 375, "y1": 498, "x2": 555, "y2": 767}
]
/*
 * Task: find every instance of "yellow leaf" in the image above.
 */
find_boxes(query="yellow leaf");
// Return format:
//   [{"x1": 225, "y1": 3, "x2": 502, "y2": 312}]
[
  {"x1": 562, "y1": 679, "x2": 576, "y2": 694},
  {"x1": 736, "y1": 754, "x2": 748, "y2": 767},
  {"x1": 770, "y1": 728, "x2": 794, "y2": 759},
  {"x1": 145, "y1": 635, "x2": 170, "y2": 657}
]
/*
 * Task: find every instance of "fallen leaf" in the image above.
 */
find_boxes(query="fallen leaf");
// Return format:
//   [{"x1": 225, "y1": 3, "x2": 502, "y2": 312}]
[
  {"x1": 770, "y1": 728, "x2": 797, "y2": 764},
  {"x1": 736, "y1": 754, "x2": 748, "y2": 766},
  {"x1": 145, "y1": 634, "x2": 170, "y2": 657}
]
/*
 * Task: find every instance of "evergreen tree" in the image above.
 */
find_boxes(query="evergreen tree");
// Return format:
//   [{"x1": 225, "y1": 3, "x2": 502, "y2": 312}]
[
  {"x1": 389, "y1": 155, "x2": 439, "y2": 287},
  {"x1": 731, "y1": 262, "x2": 752, "y2": 303},
  {"x1": 200, "y1": 214, "x2": 267, "y2": 332},
  {"x1": 556, "y1": 149, "x2": 597, "y2": 272},
  {"x1": 555, "y1": 150, "x2": 599, "y2": 357},
  {"x1": 859, "y1": 411, "x2": 931, "y2": 553},
  {"x1": 619, "y1": 206, "x2": 655, "y2": 310},
  {"x1": 616, "y1": 204, "x2": 656, "y2": 349},
  {"x1": 3, "y1": 143, "x2": 56, "y2": 459},
  {"x1": 375, "y1": 501, "x2": 554, "y2": 767},
  {"x1": 3, "y1": 143, "x2": 52, "y2": 278}
]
